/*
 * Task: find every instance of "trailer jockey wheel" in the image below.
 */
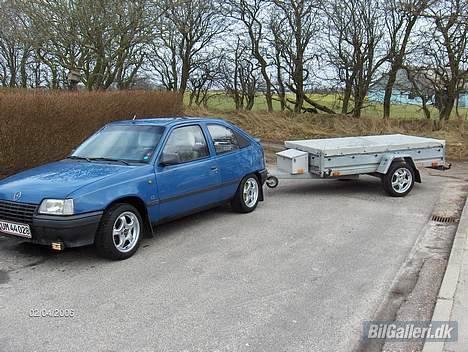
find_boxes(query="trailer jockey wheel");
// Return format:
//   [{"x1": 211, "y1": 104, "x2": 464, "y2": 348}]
[{"x1": 266, "y1": 176, "x2": 279, "y2": 189}]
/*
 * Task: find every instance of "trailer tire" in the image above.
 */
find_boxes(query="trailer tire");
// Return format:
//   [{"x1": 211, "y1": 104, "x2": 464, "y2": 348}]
[
  {"x1": 383, "y1": 161, "x2": 415, "y2": 197},
  {"x1": 266, "y1": 176, "x2": 279, "y2": 189}
]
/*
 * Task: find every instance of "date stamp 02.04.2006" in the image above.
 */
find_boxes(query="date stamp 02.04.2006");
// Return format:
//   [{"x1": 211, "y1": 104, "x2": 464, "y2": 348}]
[{"x1": 29, "y1": 308, "x2": 75, "y2": 318}]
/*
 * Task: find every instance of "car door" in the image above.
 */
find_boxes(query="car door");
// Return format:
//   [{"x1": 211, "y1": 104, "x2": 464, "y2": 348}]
[
  {"x1": 155, "y1": 124, "x2": 221, "y2": 220},
  {"x1": 206, "y1": 124, "x2": 253, "y2": 201}
]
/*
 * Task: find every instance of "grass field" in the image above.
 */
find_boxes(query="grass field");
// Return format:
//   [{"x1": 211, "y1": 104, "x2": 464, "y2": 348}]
[
  {"x1": 185, "y1": 91, "x2": 467, "y2": 160},
  {"x1": 185, "y1": 106, "x2": 468, "y2": 161},
  {"x1": 186, "y1": 92, "x2": 468, "y2": 120}
]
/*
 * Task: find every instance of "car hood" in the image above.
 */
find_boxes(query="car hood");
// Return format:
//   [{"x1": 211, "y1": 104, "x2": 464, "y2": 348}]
[{"x1": 0, "y1": 160, "x2": 134, "y2": 204}]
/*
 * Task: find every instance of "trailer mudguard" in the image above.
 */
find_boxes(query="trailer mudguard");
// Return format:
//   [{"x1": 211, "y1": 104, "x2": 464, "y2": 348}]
[{"x1": 376, "y1": 154, "x2": 421, "y2": 183}]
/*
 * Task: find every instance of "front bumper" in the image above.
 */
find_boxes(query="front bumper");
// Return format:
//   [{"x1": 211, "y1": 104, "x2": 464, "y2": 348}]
[
  {"x1": 0, "y1": 211, "x2": 103, "y2": 248},
  {"x1": 32, "y1": 211, "x2": 103, "y2": 247}
]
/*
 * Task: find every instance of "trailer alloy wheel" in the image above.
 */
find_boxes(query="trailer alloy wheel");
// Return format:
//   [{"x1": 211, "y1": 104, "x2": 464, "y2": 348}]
[
  {"x1": 266, "y1": 176, "x2": 279, "y2": 189},
  {"x1": 383, "y1": 161, "x2": 415, "y2": 197}
]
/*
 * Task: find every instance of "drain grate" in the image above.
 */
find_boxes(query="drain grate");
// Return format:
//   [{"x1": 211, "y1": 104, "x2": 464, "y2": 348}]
[{"x1": 431, "y1": 215, "x2": 458, "y2": 223}]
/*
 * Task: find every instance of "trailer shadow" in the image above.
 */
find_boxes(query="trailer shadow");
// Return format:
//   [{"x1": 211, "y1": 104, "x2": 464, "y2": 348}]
[{"x1": 265, "y1": 176, "x2": 384, "y2": 197}]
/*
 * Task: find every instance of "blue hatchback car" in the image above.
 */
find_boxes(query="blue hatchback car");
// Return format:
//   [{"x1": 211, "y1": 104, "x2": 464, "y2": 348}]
[{"x1": 0, "y1": 117, "x2": 267, "y2": 259}]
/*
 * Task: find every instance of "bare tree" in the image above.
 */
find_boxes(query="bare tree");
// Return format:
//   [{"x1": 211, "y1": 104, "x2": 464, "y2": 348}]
[
  {"x1": 148, "y1": 13, "x2": 180, "y2": 91},
  {"x1": 226, "y1": 0, "x2": 275, "y2": 112},
  {"x1": 152, "y1": 0, "x2": 226, "y2": 98},
  {"x1": 0, "y1": 0, "x2": 32, "y2": 87},
  {"x1": 382, "y1": 0, "x2": 430, "y2": 119},
  {"x1": 272, "y1": 0, "x2": 321, "y2": 113},
  {"x1": 322, "y1": 0, "x2": 357, "y2": 114},
  {"x1": 187, "y1": 53, "x2": 224, "y2": 108},
  {"x1": 19, "y1": 0, "x2": 153, "y2": 90},
  {"x1": 324, "y1": 0, "x2": 387, "y2": 117},
  {"x1": 268, "y1": 11, "x2": 290, "y2": 111},
  {"x1": 418, "y1": 0, "x2": 467, "y2": 121},
  {"x1": 403, "y1": 65, "x2": 433, "y2": 119},
  {"x1": 221, "y1": 36, "x2": 260, "y2": 110}
]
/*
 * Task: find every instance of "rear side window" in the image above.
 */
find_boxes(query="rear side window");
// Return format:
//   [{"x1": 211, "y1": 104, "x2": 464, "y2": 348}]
[
  {"x1": 208, "y1": 124, "x2": 250, "y2": 154},
  {"x1": 234, "y1": 130, "x2": 251, "y2": 148}
]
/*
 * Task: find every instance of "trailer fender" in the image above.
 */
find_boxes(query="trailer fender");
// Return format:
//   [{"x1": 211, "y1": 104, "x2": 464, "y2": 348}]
[{"x1": 377, "y1": 154, "x2": 421, "y2": 183}]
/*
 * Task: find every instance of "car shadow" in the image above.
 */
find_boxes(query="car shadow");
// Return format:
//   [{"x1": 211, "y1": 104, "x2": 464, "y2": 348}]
[
  {"x1": 148, "y1": 203, "x2": 234, "y2": 242},
  {"x1": 1, "y1": 204, "x2": 236, "y2": 265}
]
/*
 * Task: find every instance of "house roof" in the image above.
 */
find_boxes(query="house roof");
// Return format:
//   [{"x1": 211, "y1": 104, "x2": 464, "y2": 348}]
[{"x1": 371, "y1": 69, "x2": 434, "y2": 95}]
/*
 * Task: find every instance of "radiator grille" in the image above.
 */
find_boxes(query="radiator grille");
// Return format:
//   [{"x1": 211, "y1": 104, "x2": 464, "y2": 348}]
[{"x1": 0, "y1": 200, "x2": 38, "y2": 225}]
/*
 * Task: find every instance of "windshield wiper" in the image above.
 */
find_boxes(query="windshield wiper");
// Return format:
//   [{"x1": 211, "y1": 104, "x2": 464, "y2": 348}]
[
  {"x1": 67, "y1": 155, "x2": 91, "y2": 162},
  {"x1": 88, "y1": 157, "x2": 131, "y2": 166}
]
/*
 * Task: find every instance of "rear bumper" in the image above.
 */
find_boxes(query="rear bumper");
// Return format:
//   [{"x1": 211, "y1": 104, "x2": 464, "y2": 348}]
[{"x1": 0, "y1": 211, "x2": 103, "y2": 248}]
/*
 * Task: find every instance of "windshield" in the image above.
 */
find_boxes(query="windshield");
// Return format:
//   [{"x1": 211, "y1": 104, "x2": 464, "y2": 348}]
[{"x1": 72, "y1": 124, "x2": 165, "y2": 163}]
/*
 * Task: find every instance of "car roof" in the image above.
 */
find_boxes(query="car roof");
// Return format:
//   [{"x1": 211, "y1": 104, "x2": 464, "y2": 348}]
[{"x1": 109, "y1": 116, "x2": 228, "y2": 127}]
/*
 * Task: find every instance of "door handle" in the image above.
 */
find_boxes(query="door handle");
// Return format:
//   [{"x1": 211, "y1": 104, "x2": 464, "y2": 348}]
[{"x1": 211, "y1": 166, "x2": 218, "y2": 171}]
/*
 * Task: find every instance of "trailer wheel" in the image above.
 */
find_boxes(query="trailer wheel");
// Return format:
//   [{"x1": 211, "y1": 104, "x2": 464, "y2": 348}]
[
  {"x1": 383, "y1": 161, "x2": 415, "y2": 197},
  {"x1": 266, "y1": 176, "x2": 279, "y2": 189}
]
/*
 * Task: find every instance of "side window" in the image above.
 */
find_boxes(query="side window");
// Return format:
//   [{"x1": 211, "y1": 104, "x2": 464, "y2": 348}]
[
  {"x1": 162, "y1": 125, "x2": 209, "y2": 164},
  {"x1": 207, "y1": 124, "x2": 241, "y2": 155},
  {"x1": 234, "y1": 131, "x2": 251, "y2": 148}
]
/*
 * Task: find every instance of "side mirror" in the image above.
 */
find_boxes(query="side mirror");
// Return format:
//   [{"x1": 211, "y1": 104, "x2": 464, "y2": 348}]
[{"x1": 159, "y1": 152, "x2": 179, "y2": 166}]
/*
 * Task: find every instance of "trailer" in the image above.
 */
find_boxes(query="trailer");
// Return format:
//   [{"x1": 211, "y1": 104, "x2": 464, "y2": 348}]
[{"x1": 265, "y1": 134, "x2": 450, "y2": 197}]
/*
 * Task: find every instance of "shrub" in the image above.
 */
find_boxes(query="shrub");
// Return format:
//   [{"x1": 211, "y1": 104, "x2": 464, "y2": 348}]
[{"x1": 0, "y1": 90, "x2": 182, "y2": 176}]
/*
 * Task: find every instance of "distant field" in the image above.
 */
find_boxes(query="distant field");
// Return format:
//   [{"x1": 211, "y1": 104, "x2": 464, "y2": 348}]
[
  {"x1": 185, "y1": 92, "x2": 468, "y2": 120},
  {"x1": 185, "y1": 106, "x2": 468, "y2": 161}
]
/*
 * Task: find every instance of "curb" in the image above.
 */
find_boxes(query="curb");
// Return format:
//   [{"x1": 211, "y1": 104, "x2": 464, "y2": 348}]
[{"x1": 422, "y1": 198, "x2": 468, "y2": 352}]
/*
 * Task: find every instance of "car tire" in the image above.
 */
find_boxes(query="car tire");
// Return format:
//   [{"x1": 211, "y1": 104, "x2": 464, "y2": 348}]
[
  {"x1": 95, "y1": 203, "x2": 143, "y2": 260},
  {"x1": 231, "y1": 174, "x2": 260, "y2": 213},
  {"x1": 382, "y1": 161, "x2": 415, "y2": 197}
]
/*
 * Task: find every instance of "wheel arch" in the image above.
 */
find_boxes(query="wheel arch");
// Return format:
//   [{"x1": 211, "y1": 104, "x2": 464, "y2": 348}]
[
  {"x1": 402, "y1": 157, "x2": 421, "y2": 183},
  {"x1": 377, "y1": 154, "x2": 421, "y2": 183},
  {"x1": 104, "y1": 196, "x2": 154, "y2": 237}
]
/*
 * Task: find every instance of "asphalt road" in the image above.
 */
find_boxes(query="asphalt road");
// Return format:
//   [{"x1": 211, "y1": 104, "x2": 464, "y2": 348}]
[{"x1": 0, "y1": 166, "x2": 466, "y2": 352}]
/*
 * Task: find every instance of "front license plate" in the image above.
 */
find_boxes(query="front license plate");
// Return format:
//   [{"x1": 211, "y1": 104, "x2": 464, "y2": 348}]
[{"x1": 0, "y1": 219, "x2": 32, "y2": 238}]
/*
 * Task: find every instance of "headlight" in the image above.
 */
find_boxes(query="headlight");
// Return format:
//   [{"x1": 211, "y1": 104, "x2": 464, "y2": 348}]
[{"x1": 39, "y1": 199, "x2": 74, "y2": 215}]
